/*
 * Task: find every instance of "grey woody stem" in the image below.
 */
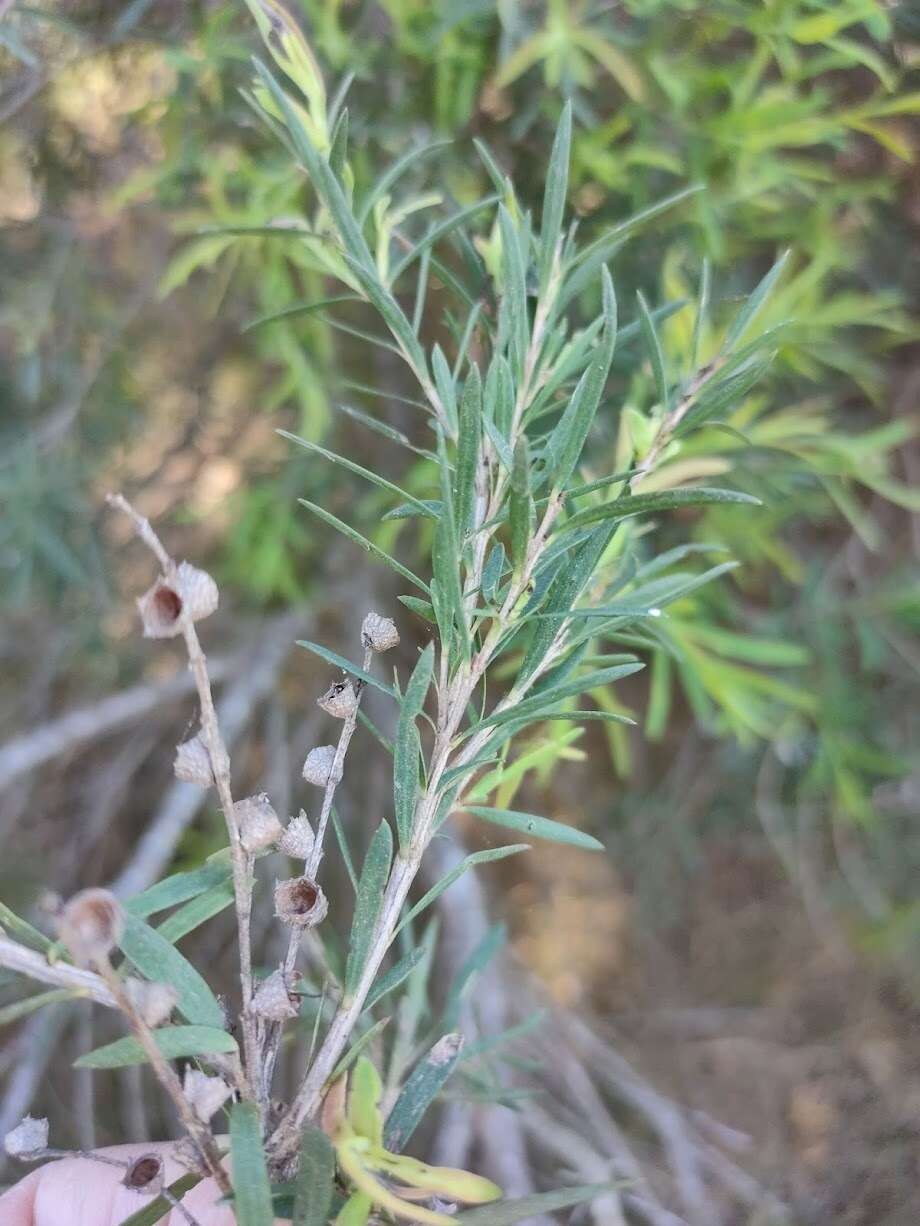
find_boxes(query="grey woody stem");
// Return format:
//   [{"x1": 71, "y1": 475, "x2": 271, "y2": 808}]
[
  {"x1": 105, "y1": 494, "x2": 259, "y2": 1101},
  {"x1": 0, "y1": 936, "x2": 117, "y2": 1008},
  {"x1": 95, "y1": 960, "x2": 231, "y2": 1195},
  {"x1": 259, "y1": 646, "x2": 374, "y2": 1102}
]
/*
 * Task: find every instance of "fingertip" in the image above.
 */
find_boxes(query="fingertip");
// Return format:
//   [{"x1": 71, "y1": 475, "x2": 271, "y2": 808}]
[{"x1": 0, "y1": 1166, "x2": 42, "y2": 1225}]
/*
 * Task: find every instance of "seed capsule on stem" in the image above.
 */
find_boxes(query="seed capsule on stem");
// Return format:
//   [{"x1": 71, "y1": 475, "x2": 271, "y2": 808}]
[
  {"x1": 137, "y1": 562, "x2": 218, "y2": 639},
  {"x1": 235, "y1": 793, "x2": 283, "y2": 854},
  {"x1": 317, "y1": 680, "x2": 358, "y2": 720},
  {"x1": 279, "y1": 810, "x2": 315, "y2": 861},
  {"x1": 58, "y1": 889, "x2": 123, "y2": 968},
  {"x1": 274, "y1": 875, "x2": 328, "y2": 928},
  {"x1": 173, "y1": 731, "x2": 213, "y2": 787}
]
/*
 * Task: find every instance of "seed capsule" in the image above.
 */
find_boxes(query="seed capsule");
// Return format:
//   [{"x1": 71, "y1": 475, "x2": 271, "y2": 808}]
[
  {"x1": 4, "y1": 1115, "x2": 49, "y2": 1159},
  {"x1": 124, "y1": 979, "x2": 178, "y2": 1028},
  {"x1": 274, "y1": 875, "x2": 328, "y2": 928},
  {"x1": 137, "y1": 562, "x2": 218, "y2": 638},
  {"x1": 183, "y1": 1069, "x2": 231, "y2": 1123},
  {"x1": 279, "y1": 811, "x2": 315, "y2": 861},
  {"x1": 173, "y1": 732, "x2": 213, "y2": 788},
  {"x1": 317, "y1": 680, "x2": 358, "y2": 720},
  {"x1": 302, "y1": 744, "x2": 339, "y2": 788},
  {"x1": 58, "y1": 889, "x2": 123, "y2": 967},
  {"x1": 235, "y1": 793, "x2": 283, "y2": 854},
  {"x1": 122, "y1": 1152, "x2": 164, "y2": 1193},
  {"x1": 252, "y1": 969, "x2": 299, "y2": 1022},
  {"x1": 361, "y1": 611, "x2": 400, "y2": 653}
]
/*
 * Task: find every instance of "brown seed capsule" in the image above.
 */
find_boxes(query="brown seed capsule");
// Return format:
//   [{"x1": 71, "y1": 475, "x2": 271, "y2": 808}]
[
  {"x1": 122, "y1": 1152, "x2": 164, "y2": 1194},
  {"x1": 183, "y1": 1068, "x2": 231, "y2": 1123},
  {"x1": 274, "y1": 875, "x2": 328, "y2": 928},
  {"x1": 137, "y1": 562, "x2": 218, "y2": 638},
  {"x1": 4, "y1": 1115, "x2": 49, "y2": 1159},
  {"x1": 236, "y1": 793, "x2": 283, "y2": 854},
  {"x1": 317, "y1": 680, "x2": 358, "y2": 720},
  {"x1": 173, "y1": 732, "x2": 213, "y2": 787},
  {"x1": 58, "y1": 889, "x2": 123, "y2": 967},
  {"x1": 124, "y1": 979, "x2": 178, "y2": 1028},
  {"x1": 302, "y1": 744, "x2": 339, "y2": 788},
  {"x1": 252, "y1": 969, "x2": 299, "y2": 1022},
  {"x1": 361, "y1": 610, "x2": 400, "y2": 653},
  {"x1": 279, "y1": 811, "x2": 315, "y2": 861}
]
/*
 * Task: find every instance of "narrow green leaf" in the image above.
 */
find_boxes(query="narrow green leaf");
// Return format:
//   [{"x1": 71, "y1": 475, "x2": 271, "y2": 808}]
[
  {"x1": 464, "y1": 806, "x2": 604, "y2": 851},
  {"x1": 539, "y1": 100, "x2": 572, "y2": 290},
  {"x1": 0, "y1": 988, "x2": 79, "y2": 1027},
  {"x1": 337, "y1": 401, "x2": 435, "y2": 460},
  {"x1": 329, "y1": 106, "x2": 349, "y2": 182},
  {"x1": 358, "y1": 139, "x2": 452, "y2": 225},
  {"x1": 346, "y1": 822, "x2": 394, "y2": 998},
  {"x1": 125, "y1": 862, "x2": 232, "y2": 919},
  {"x1": 253, "y1": 61, "x2": 372, "y2": 271},
  {"x1": 571, "y1": 185, "x2": 702, "y2": 272},
  {"x1": 545, "y1": 266, "x2": 617, "y2": 488},
  {"x1": 384, "y1": 1033, "x2": 464, "y2": 1152},
  {"x1": 75, "y1": 1025, "x2": 237, "y2": 1069},
  {"x1": 637, "y1": 290, "x2": 668, "y2": 411},
  {"x1": 116, "y1": 1175, "x2": 201, "y2": 1226},
  {"x1": 156, "y1": 881, "x2": 235, "y2": 945},
  {"x1": 518, "y1": 525, "x2": 617, "y2": 683},
  {"x1": 455, "y1": 364, "x2": 482, "y2": 541},
  {"x1": 481, "y1": 542, "x2": 506, "y2": 604},
  {"x1": 365, "y1": 946, "x2": 426, "y2": 1013},
  {"x1": 330, "y1": 1017, "x2": 390, "y2": 1080},
  {"x1": 434, "y1": 434, "x2": 471, "y2": 660},
  {"x1": 382, "y1": 499, "x2": 441, "y2": 522},
  {"x1": 0, "y1": 901, "x2": 52, "y2": 953},
  {"x1": 390, "y1": 196, "x2": 499, "y2": 284},
  {"x1": 243, "y1": 293, "x2": 361, "y2": 332},
  {"x1": 509, "y1": 436, "x2": 533, "y2": 574},
  {"x1": 398, "y1": 595, "x2": 437, "y2": 624},
  {"x1": 498, "y1": 206, "x2": 528, "y2": 378},
  {"x1": 675, "y1": 353, "x2": 775, "y2": 434},
  {"x1": 432, "y1": 344, "x2": 458, "y2": 435},
  {"x1": 394, "y1": 845, "x2": 530, "y2": 938},
  {"x1": 723, "y1": 249, "x2": 790, "y2": 350},
  {"x1": 293, "y1": 1127, "x2": 336, "y2": 1226},
  {"x1": 280, "y1": 431, "x2": 436, "y2": 518},
  {"x1": 119, "y1": 914, "x2": 225, "y2": 1028},
  {"x1": 394, "y1": 644, "x2": 435, "y2": 848},
  {"x1": 691, "y1": 258, "x2": 711, "y2": 369},
  {"x1": 560, "y1": 487, "x2": 761, "y2": 533},
  {"x1": 298, "y1": 639, "x2": 397, "y2": 698},
  {"x1": 298, "y1": 499, "x2": 429, "y2": 593},
  {"x1": 230, "y1": 1101, "x2": 274, "y2": 1226},
  {"x1": 480, "y1": 662, "x2": 645, "y2": 730},
  {"x1": 455, "y1": 1184, "x2": 618, "y2": 1225}
]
